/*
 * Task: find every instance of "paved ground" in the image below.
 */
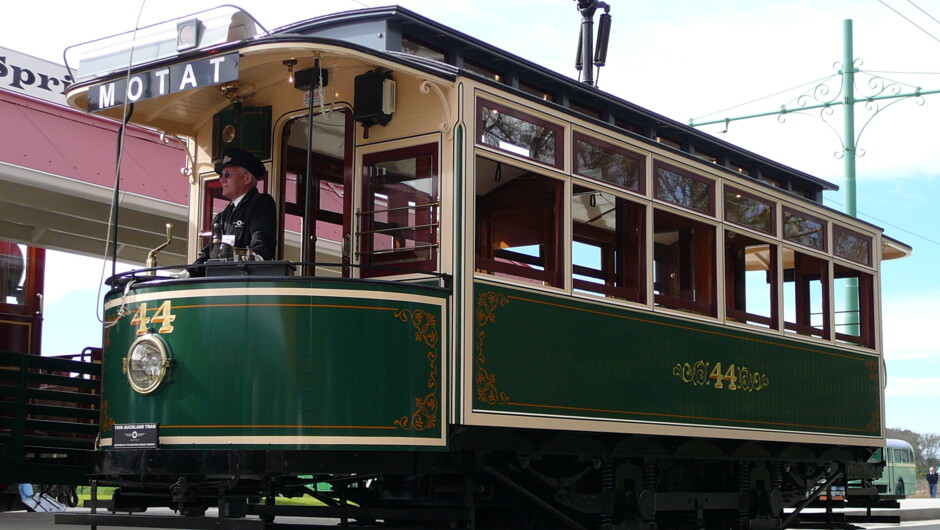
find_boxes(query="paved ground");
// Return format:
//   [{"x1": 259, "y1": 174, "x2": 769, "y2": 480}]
[{"x1": 5, "y1": 500, "x2": 940, "y2": 529}]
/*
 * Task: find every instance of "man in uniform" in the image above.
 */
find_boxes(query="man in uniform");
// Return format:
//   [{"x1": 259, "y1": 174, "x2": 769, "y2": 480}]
[{"x1": 196, "y1": 147, "x2": 277, "y2": 264}]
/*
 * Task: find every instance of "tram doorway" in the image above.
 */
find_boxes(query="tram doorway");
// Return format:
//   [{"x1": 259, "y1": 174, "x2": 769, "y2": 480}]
[
  {"x1": 280, "y1": 109, "x2": 353, "y2": 277},
  {"x1": 0, "y1": 241, "x2": 44, "y2": 355}
]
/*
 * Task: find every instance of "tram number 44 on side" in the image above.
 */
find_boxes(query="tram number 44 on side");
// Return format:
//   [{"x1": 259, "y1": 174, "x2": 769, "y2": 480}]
[{"x1": 130, "y1": 301, "x2": 176, "y2": 335}]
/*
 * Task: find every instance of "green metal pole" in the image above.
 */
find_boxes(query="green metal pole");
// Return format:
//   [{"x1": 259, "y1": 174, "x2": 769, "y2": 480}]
[{"x1": 842, "y1": 19, "x2": 859, "y2": 336}]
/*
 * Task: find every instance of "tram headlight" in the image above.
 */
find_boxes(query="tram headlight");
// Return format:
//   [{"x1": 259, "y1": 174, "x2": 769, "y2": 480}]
[{"x1": 123, "y1": 334, "x2": 172, "y2": 394}]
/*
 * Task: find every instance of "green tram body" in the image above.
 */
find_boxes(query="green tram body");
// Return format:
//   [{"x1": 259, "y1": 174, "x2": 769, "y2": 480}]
[
  {"x1": 101, "y1": 278, "x2": 447, "y2": 449},
  {"x1": 63, "y1": 4, "x2": 911, "y2": 528}
]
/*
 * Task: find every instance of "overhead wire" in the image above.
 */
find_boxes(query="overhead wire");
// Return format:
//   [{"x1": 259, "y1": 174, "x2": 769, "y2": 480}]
[
  {"x1": 878, "y1": 0, "x2": 940, "y2": 44},
  {"x1": 96, "y1": 0, "x2": 148, "y2": 325}
]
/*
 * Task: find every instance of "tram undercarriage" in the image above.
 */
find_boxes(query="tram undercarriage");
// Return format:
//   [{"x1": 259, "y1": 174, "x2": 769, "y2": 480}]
[{"x1": 55, "y1": 429, "x2": 900, "y2": 530}]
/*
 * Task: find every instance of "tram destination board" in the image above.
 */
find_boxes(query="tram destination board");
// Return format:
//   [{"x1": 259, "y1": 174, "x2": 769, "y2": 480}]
[{"x1": 87, "y1": 52, "x2": 238, "y2": 111}]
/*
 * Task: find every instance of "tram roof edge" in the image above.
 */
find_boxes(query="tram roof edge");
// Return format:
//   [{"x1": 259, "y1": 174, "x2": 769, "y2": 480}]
[
  {"x1": 63, "y1": 4, "x2": 839, "y2": 198},
  {"x1": 277, "y1": 5, "x2": 839, "y2": 197}
]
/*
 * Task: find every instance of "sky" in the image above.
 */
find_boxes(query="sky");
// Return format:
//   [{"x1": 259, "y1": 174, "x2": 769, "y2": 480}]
[{"x1": 6, "y1": 0, "x2": 940, "y2": 434}]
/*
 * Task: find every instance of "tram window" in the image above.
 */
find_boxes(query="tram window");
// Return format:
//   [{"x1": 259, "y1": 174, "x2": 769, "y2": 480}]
[
  {"x1": 199, "y1": 177, "x2": 271, "y2": 256},
  {"x1": 725, "y1": 231, "x2": 777, "y2": 329},
  {"x1": 519, "y1": 82, "x2": 554, "y2": 102},
  {"x1": 477, "y1": 100, "x2": 563, "y2": 168},
  {"x1": 572, "y1": 185, "x2": 646, "y2": 303},
  {"x1": 475, "y1": 157, "x2": 564, "y2": 287},
  {"x1": 402, "y1": 37, "x2": 446, "y2": 62},
  {"x1": 724, "y1": 187, "x2": 774, "y2": 235},
  {"x1": 465, "y1": 61, "x2": 502, "y2": 82},
  {"x1": 653, "y1": 162, "x2": 714, "y2": 216},
  {"x1": 653, "y1": 209, "x2": 716, "y2": 317},
  {"x1": 783, "y1": 208, "x2": 827, "y2": 251},
  {"x1": 360, "y1": 143, "x2": 439, "y2": 276},
  {"x1": 0, "y1": 241, "x2": 26, "y2": 305},
  {"x1": 280, "y1": 111, "x2": 349, "y2": 273},
  {"x1": 783, "y1": 248, "x2": 830, "y2": 339},
  {"x1": 833, "y1": 226, "x2": 872, "y2": 266},
  {"x1": 834, "y1": 264, "x2": 875, "y2": 348},
  {"x1": 574, "y1": 133, "x2": 645, "y2": 194}
]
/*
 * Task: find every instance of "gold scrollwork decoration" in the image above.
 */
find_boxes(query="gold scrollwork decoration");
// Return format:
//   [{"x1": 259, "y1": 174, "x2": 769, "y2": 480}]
[
  {"x1": 100, "y1": 399, "x2": 115, "y2": 433},
  {"x1": 393, "y1": 309, "x2": 439, "y2": 431},
  {"x1": 476, "y1": 292, "x2": 510, "y2": 405},
  {"x1": 672, "y1": 361, "x2": 710, "y2": 386}
]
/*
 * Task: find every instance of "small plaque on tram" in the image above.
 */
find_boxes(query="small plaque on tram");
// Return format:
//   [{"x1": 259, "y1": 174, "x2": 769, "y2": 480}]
[{"x1": 113, "y1": 423, "x2": 159, "y2": 449}]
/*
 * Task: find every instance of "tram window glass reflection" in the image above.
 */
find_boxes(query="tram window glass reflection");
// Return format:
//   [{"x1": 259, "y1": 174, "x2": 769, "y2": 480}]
[
  {"x1": 725, "y1": 187, "x2": 774, "y2": 235},
  {"x1": 783, "y1": 248, "x2": 830, "y2": 339},
  {"x1": 477, "y1": 100, "x2": 562, "y2": 168},
  {"x1": 401, "y1": 37, "x2": 446, "y2": 62},
  {"x1": 784, "y1": 208, "x2": 827, "y2": 251},
  {"x1": 725, "y1": 231, "x2": 777, "y2": 329},
  {"x1": 360, "y1": 143, "x2": 439, "y2": 277},
  {"x1": 280, "y1": 110, "x2": 349, "y2": 271},
  {"x1": 653, "y1": 162, "x2": 714, "y2": 216},
  {"x1": 0, "y1": 241, "x2": 26, "y2": 305},
  {"x1": 834, "y1": 264, "x2": 875, "y2": 348},
  {"x1": 833, "y1": 226, "x2": 872, "y2": 266},
  {"x1": 475, "y1": 157, "x2": 564, "y2": 287},
  {"x1": 572, "y1": 185, "x2": 646, "y2": 303},
  {"x1": 574, "y1": 133, "x2": 645, "y2": 194},
  {"x1": 653, "y1": 209, "x2": 716, "y2": 317}
]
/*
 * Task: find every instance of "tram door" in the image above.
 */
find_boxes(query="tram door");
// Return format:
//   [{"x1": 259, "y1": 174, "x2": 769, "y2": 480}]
[
  {"x1": 280, "y1": 109, "x2": 353, "y2": 276},
  {"x1": 0, "y1": 241, "x2": 44, "y2": 355}
]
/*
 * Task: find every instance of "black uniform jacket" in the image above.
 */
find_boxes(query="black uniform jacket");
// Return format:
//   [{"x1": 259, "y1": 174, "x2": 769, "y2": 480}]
[{"x1": 201, "y1": 188, "x2": 277, "y2": 260}]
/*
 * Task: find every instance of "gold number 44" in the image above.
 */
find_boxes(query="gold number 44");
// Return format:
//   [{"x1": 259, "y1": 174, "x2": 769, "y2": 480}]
[
  {"x1": 130, "y1": 301, "x2": 176, "y2": 335},
  {"x1": 709, "y1": 362, "x2": 738, "y2": 391}
]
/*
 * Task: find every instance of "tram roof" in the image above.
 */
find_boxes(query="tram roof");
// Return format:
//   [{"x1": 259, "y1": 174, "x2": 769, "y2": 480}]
[
  {"x1": 65, "y1": 5, "x2": 836, "y2": 199},
  {"x1": 278, "y1": 5, "x2": 839, "y2": 199}
]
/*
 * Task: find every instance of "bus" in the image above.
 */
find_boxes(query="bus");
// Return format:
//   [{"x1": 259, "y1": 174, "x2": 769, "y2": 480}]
[{"x1": 873, "y1": 439, "x2": 917, "y2": 497}]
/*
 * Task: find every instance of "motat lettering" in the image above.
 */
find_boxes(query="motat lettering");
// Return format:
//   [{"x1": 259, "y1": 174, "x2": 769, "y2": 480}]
[
  {"x1": 88, "y1": 52, "x2": 239, "y2": 111},
  {"x1": 0, "y1": 55, "x2": 72, "y2": 95}
]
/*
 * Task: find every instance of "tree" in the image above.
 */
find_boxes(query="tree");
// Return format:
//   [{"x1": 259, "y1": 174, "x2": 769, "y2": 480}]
[{"x1": 887, "y1": 428, "x2": 940, "y2": 477}]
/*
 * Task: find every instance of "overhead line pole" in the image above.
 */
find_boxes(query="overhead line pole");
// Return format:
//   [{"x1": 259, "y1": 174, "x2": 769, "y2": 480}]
[{"x1": 689, "y1": 19, "x2": 939, "y2": 338}]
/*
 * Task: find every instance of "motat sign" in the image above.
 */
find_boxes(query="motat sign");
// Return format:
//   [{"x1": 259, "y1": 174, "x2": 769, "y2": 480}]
[{"x1": 88, "y1": 53, "x2": 239, "y2": 112}]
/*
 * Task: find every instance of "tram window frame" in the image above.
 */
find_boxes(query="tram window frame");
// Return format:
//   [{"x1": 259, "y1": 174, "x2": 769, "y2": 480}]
[
  {"x1": 783, "y1": 207, "x2": 827, "y2": 252},
  {"x1": 653, "y1": 161, "x2": 715, "y2": 216},
  {"x1": 724, "y1": 230, "x2": 778, "y2": 329},
  {"x1": 359, "y1": 143, "x2": 440, "y2": 277},
  {"x1": 833, "y1": 262, "x2": 875, "y2": 348},
  {"x1": 724, "y1": 186, "x2": 775, "y2": 236},
  {"x1": 572, "y1": 183, "x2": 647, "y2": 303},
  {"x1": 573, "y1": 132, "x2": 646, "y2": 195},
  {"x1": 476, "y1": 99, "x2": 564, "y2": 169},
  {"x1": 475, "y1": 156, "x2": 565, "y2": 288},
  {"x1": 280, "y1": 110, "x2": 351, "y2": 269},
  {"x1": 652, "y1": 208, "x2": 717, "y2": 318},
  {"x1": 782, "y1": 247, "x2": 831, "y2": 340},
  {"x1": 833, "y1": 225, "x2": 873, "y2": 266}
]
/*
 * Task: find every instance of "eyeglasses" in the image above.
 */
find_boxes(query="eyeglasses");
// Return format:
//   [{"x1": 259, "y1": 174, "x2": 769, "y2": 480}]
[{"x1": 220, "y1": 169, "x2": 241, "y2": 180}]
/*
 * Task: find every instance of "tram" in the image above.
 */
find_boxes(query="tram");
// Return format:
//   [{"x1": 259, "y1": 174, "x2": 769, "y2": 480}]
[{"x1": 57, "y1": 4, "x2": 910, "y2": 529}]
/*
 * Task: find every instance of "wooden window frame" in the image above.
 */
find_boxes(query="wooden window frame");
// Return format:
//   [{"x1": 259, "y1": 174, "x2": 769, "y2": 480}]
[
  {"x1": 653, "y1": 161, "x2": 716, "y2": 216},
  {"x1": 476, "y1": 99, "x2": 564, "y2": 169},
  {"x1": 573, "y1": 132, "x2": 646, "y2": 195},
  {"x1": 724, "y1": 186, "x2": 775, "y2": 236}
]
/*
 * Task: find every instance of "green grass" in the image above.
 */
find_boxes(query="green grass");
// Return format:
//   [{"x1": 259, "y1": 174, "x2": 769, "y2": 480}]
[{"x1": 75, "y1": 487, "x2": 325, "y2": 507}]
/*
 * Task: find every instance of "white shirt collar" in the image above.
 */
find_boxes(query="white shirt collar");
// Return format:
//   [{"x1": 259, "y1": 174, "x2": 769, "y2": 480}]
[{"x1": 231, "y1": 191, "x2": 248, "y2": 209}]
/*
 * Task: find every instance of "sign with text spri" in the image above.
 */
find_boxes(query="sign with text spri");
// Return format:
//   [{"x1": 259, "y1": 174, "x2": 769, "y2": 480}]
[{"x1": 87, "y1": 52, "x2": 239, "y2": 112}]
